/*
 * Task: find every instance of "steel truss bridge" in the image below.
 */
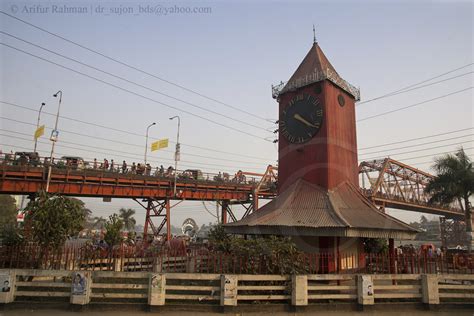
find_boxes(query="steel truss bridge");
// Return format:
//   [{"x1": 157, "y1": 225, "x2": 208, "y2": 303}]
[{"x1": 0, "y1": 157, "x2": 466, "y2": 242}]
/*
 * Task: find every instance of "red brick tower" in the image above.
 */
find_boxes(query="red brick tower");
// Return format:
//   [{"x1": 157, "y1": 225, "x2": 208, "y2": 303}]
[{"x1": 275, "y1": 40, "x2": 360, "y2": 193}]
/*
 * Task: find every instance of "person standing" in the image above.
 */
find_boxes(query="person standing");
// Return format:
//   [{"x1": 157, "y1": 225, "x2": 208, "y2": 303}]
[
  {"x1": 93, "y1": 158, "x2": 98, "y2": 169},
  {"x1": 122, "y1": 160, "x2": 127, "y2": 173}
]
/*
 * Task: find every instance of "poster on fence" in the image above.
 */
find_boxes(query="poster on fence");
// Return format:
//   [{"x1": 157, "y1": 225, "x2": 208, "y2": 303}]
[
  {"x1": 0, "y1": 274, "x2": 11, "y2": 292},
  {"x1": 71, "y1": 272, "x2": 86, "y2": 295}
]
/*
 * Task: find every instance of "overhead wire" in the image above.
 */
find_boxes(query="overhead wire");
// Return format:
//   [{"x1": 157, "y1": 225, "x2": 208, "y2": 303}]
[
  {"x1": 2, "y1": 115, "x2": 471, "y2": 169},
  {"x1": 0, "y1": 31, "x2": 270, "y2": 133},
  {"x1": 361, "y1": 147, "x2": 474, "y2": 163},
  {"x1": 0, "y1": 116, "x2": 274, "y2": 164},
  {"x1": 0, "y1": 133, "x2": 268, "y2": 171},
  {"x1": 357, "y1": 87, "x2": 473, "y2": 122},
  {"x1": 4, "y1": 127, "x2": 470, "y2": 172},
  {"x1": 0, "y1": 106, "x2": 275, "y2": 161},
  {"x1": 0, "y1": 42, "x2": 269, "y2": 141},
  {"x1": 0, "y1": 10, "x2": 270, "y2": 122},
  {"x1": 359, "y1": 134, "x2": 474, "y2": 156},
  {"x1": 358, "y1": 127, "x2": 474, "y2": 150},
  {"x1": 361, "y1": 141, "x2": 473, "y2": 160},
  {"x1": 357, "y1": 63, "x2": 474, "y2": 105}
]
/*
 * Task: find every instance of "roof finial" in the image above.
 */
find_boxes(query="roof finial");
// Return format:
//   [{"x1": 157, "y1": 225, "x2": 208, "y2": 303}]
[{"x1": 313, "y1": 24, "x2": 317, "y2": 44}]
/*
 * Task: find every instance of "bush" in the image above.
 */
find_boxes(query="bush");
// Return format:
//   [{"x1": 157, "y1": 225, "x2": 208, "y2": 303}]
[
  {"x1": 104, "y1": 214, "x2": 124, "y2": 248},
  {"x1": 208, "y1": 224, "x2": 306, "y2": 274}
]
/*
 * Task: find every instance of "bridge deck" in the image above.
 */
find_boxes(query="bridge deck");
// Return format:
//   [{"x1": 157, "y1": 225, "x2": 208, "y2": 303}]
[
  {"x1": 0, "y1": 164, "x2": 276, "y2": 201},
  {"x1": 0, "y1": 162, "x2": 464, "y2": 220}
]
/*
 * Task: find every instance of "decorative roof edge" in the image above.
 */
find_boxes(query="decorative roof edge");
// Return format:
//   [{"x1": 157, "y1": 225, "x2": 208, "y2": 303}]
[{"x1": 272, "y1": 67, "x2": 360, "y2": 101}]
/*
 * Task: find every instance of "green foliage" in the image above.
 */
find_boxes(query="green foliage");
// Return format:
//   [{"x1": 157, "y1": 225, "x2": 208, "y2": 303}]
[
  {"x1": 25, "y1": 191, "x2": 86, "y2": 249},
  {"x1": 208, "y1": 224, "x2": 232, "y2": 251},
  {"x1": 104, "y1": 214, "x2": 124, "y2": 247},
  {"x1": 208, "y1": 224, "x2": 306, "y2": 274},
  {"x1": 118, "y1": 208, "x2": 136, "y2": 231},
  {"x1": 362, "y1": 238, "x2": 388, "y2": 254},
  {"x1": 0, "y1": 222, "x2": 24, "y2": 246},
  {"x1": 0, "y1": 195, "x2": 18, "y2": 228},
  {"x1": 92, "y1": 216, "x2": 107, "y2": 229},
  {"x1": 425, "y1": 148, "x2": 473, "y2": 249},
  {"x1": 409, "y1": 215, "x2": 440, "y2": 240}
]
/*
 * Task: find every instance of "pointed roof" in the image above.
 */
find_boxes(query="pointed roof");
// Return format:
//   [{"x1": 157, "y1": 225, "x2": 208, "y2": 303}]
[
  {"x1": 225, "y1": 179, "x2": 417, "y2": 239},
  {"x1": 276, "y1": 43, "x2": 360, "y2": 101},
  {"x1": 286, "y1": 42, "x2": 339, "y2": 86}
]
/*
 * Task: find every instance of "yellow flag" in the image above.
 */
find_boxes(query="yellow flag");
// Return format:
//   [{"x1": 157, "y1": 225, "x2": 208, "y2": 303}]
[
  {"x1": 151, "y1": 138, "x2": 169, "y2": 151},
  {"x1": 34, "y1": 125, "x2": 45, "y2": 139}
]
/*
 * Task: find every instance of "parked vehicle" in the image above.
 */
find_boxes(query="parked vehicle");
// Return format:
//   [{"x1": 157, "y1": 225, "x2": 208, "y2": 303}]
[
  {"x1": 61, "y1": 156, "x2": 86, "y2": 170},
  {"x1": 184, "y1": 169, "x2": 204, "y2": 181}
]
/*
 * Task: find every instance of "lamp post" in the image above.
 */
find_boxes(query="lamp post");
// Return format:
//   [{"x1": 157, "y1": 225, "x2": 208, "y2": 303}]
[
  {"x1": 45, "y1": 91, "x2": 62, "y2": 192},
  {"x1": 169, "y1": 116, "x2": 181, "y2": 196},
  {"x1": 33, "y1": 102, "x2": 46, "y2": 153},
  {"x1": 144, "y1": 122, "x2": 156, "y2": 165}
]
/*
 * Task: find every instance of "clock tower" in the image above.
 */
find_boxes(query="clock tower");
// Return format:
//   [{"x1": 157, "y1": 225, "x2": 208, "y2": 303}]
[
  {"x1": 274, "y1": 40, "x2": 360, "y2": 193},
  {"x1": 225, "y1": 37, "x2": 416, "y2": 258}
]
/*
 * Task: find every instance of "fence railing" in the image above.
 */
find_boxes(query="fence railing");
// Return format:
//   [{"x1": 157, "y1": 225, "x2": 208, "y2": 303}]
[
  {"x1": 0, "y1": 153, "x2": 275, "y2": 189},
  {"x1": 1, "y1": 245, "x2": 473, "y2": 275},
  {"x1": 0, "y1": 269, "x2": 472, "y2": 307}
]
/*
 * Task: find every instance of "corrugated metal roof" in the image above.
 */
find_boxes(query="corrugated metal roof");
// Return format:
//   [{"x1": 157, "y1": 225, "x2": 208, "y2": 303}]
[{"x1": 224, "y1": 179, "x2": 417, "y2": 239}]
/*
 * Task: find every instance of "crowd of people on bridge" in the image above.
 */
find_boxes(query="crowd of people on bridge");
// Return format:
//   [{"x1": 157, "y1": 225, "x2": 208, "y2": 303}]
[{"x1": 1, "y1": 151, "x2": 258, "y2": 185}]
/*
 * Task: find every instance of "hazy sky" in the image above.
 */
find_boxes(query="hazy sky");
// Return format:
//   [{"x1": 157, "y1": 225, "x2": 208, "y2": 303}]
[{"x1": 1, "y1": 0, "x2": 472, "y2": 228}]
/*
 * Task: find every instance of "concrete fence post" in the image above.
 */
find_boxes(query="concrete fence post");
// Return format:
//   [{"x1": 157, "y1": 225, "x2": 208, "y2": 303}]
[
  {"x1": 70, "y1": 271, "x2": 92, "y2": 305},
  {"x1": 421, "y1": 274, "x2": 439, "y2": 305},
  {"x1": 357, "y1": 274, "x2": 374, "y2": 306},
  {"x1": 113, "y1": 258, "x2": 123, "y2": 272},
  {"x1": 220, "y1": 274, "x2": 238, "y2": 307},
  {"x1": 148, "y1": 273, "x2": 166, "y2": 306},
  {"x1": 186, "y1": 257, "x2": 195, "y2": 273},
  {"x1": 0, "y1": 269, "x2": 16, "y2": 304},
  {"x1": 291, "y1": 275, "x2": 308, "y2": 306}
]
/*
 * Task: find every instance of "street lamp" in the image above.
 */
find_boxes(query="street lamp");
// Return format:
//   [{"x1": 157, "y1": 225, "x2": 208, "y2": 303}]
[
  {"x1": 169, "y1": 116, "x2": 181, "y2": 196},
  {"x1": 33, "y1": 102, "x2": 46, "y2": 153},
  {"x1": 144, "y1": 122, "x2": 156, "y2": 165},
  {"x1": 45, "y1": 91, "x2": 62, "y2": 192}
]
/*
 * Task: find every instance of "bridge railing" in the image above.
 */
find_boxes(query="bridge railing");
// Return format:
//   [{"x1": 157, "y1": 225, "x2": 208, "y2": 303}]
[{"x1": 0, "y1": 153, "x2": 277, "y2": 191}]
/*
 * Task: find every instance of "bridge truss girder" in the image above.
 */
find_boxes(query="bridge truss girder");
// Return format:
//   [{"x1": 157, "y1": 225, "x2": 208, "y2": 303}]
[
  {"x1": 134, "y1": 198, "x2": 171, "y2": 242},
  {"x1": 440, "y1": 217, "x2": 467, "y2": 248},
  {"x1": 359, "y1": 158, "x2": 464, "y2": 218}
]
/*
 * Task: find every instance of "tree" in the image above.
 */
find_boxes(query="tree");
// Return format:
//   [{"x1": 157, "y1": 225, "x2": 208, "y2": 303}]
[
  {"x1": 118, "y1": 208, "x2": 136, "y2": 231},
  {"x1": 420, "y1": 215, "x2": 429, "y2": 227},
  {"x1": 362, "y1": 238, "x2": 388, "y2": 254},
  {"x1": 104, "y1": 214, "x2": 124, "y2": 248},
  {"x1": 0, "y1": 195, "x2": 17, "y2": 228},
  {"x1": 425, "y1": 148, "x2": 474, "y2": 252},
  {"x1": 92, "y1": 216, "x2": 107, "y2": 230},
  {"x1": 25, "y1": 191, "x2": 86, "y2": 250},
  {"x1": 0, "y1": 223, "x2": 24, "y2": 246}
]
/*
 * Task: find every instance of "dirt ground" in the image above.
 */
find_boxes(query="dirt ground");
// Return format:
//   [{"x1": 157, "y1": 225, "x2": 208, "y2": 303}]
[{"x1": 1, "y1": 306, "x2": 473, "y2": 316}]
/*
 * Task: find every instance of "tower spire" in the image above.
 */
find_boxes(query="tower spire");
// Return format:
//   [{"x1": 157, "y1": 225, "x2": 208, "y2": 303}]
[{"x1": 313, "y1": 24, "x2": 317, "y2": 44}]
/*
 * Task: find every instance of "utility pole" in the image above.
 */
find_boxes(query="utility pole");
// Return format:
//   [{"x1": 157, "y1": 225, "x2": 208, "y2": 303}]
[{"x1": 45, "y1": 91, "x2": 62, "y2": 192}]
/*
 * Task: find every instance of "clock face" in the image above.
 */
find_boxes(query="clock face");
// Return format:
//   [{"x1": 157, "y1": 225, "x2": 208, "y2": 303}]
[{"x1": 280, "y1": 93, "x2": 324, "y2": 144}]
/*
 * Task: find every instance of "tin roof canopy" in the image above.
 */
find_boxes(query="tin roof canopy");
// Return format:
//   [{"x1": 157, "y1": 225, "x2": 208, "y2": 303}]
[{"x1": 225, "y1": 179, "x2": 417, "y2": 240}]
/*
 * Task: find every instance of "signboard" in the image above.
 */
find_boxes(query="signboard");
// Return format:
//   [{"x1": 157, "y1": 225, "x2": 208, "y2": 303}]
[{"x1": 151, "y1": 138, "x2": 169, "y2": 151}]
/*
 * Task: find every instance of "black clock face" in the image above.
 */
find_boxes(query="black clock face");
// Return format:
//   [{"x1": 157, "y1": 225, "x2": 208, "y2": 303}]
[{"x1": 280, "y1": 93, "x2": 324, "y2": 144}]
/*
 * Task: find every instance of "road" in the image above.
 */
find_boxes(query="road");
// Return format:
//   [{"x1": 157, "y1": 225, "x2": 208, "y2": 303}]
[{"x1": 1, "y1": 307, "x2": 473, "y2": 316}]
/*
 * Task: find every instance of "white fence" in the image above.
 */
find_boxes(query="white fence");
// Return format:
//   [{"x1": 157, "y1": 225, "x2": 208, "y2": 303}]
[{"x1": 0, "y1": 269, "x2": 472, "y2": 308}]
